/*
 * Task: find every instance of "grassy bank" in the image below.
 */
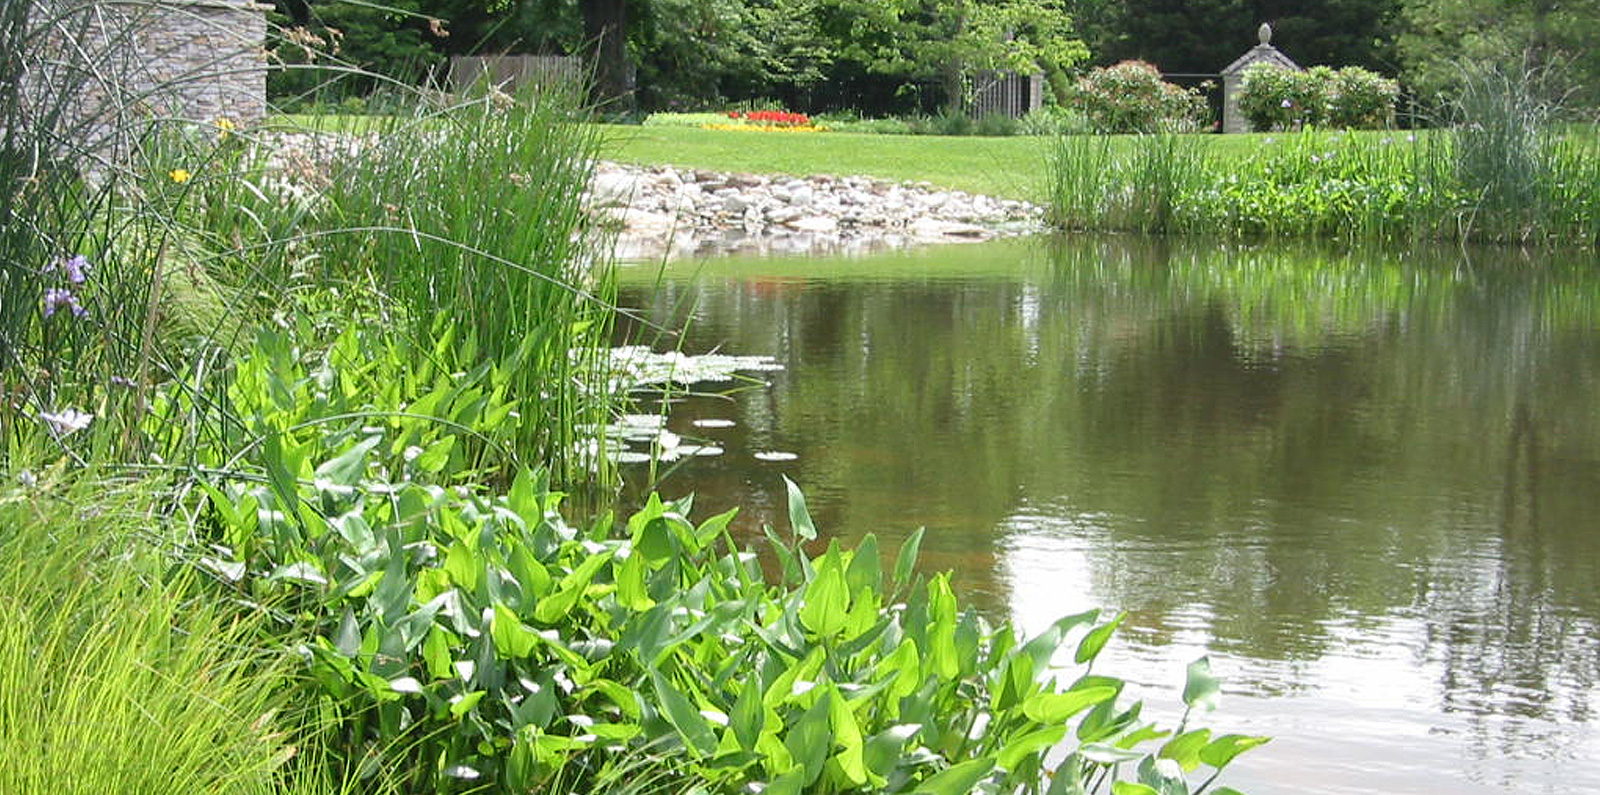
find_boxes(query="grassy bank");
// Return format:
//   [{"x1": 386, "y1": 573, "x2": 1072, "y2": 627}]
[{"x1": 1045, "y1": 126, "x2": 1600, "y2": 245}]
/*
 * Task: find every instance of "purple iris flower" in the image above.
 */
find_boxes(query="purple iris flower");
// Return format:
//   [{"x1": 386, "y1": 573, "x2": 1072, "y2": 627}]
[{"x1": 43, "y1": 287, "x2": 87, "y2": 318}]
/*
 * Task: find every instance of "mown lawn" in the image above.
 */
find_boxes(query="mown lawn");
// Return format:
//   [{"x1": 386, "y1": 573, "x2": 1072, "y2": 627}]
[
  {"x1": 596, "y1": 124, "x2": 1336, "y2": 201},
  {"x1": 273, "y1": 114, "x2": 1416, "y2": 202}
]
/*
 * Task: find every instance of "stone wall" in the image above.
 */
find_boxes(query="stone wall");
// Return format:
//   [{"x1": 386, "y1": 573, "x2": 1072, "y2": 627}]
[{"x1": 27, "y1": 0, "x2": 268, "y2": 154}]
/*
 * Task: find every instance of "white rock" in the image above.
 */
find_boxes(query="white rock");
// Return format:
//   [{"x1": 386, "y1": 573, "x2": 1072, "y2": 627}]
[
  {"x1": 787, "y1": 215, "x2": 839, "y2": 233},
  {"x1": 590, "y1": 172, "x2": 641, "y2": 207}
]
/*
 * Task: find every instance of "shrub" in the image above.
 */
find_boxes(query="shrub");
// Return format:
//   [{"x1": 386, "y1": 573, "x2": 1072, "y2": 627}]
[
  {"x1": 1018, "y1": 105, "x2": 1090, "y2": 136},
  {"x1": 974, "y1": 111, "x2": 1021, "y2": 136},
  {"x1": 1327, "y1": 67, "x2": 1400, "y2": 128},
  {"x1": 1069, "y1": 60, "x2": 1209, "y2": 134},
  {"x1": 1239, "y1": 64, "x2": 1398, "y2": 131}
]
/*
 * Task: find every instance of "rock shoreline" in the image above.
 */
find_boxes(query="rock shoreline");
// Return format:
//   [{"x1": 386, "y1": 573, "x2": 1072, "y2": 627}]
[
  {"x1": 588, "y1": 161, "x2": 1045, "y2": 260},
  {"x1": 257, "y1": 134, "x2": 1046, "y2": 260}
]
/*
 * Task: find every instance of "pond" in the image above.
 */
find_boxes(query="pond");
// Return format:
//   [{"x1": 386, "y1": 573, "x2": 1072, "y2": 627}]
[{"x1": 614, "y1": 235, "x2": 1600, "y2": 795}]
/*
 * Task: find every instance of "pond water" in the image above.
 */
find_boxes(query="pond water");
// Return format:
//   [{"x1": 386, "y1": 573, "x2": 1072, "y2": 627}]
[{"x1": 614, "y1": 235, "x2": 1600, "y2": 795}]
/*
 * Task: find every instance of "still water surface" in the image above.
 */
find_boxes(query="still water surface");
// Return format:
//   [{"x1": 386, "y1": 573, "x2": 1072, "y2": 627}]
[{"x1": 616, "y1": 235, "x2": 1600, "y2": 795}]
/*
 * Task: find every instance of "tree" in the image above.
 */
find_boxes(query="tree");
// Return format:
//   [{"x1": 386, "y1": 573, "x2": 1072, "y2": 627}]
[
  {"x1": 1083, "y1": 0, "x2": 1400, "y2": 75},
  {"x1": 816, "y1": 0, "x2": 1086, "y2": 113},
  {"x1": 1396, "y1": 0, "x2": 1600, "y2": 111},
  {"x1": 269, "y1": 0, "x2": 450, "y2": 101}
]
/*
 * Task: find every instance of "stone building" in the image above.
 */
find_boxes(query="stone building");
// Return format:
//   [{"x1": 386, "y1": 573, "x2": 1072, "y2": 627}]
[
  {"x1": 25, "y1": 0, "x2": 268, "y2": 158},
  {"x1": 1220, "y1": 24, "x2": 1301, "y2": 133}
]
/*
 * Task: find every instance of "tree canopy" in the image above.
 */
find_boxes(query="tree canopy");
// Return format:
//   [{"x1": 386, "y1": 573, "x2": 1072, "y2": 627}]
[{"x1": 263, "y1": 0, "x2": 1600, "y2": 117}]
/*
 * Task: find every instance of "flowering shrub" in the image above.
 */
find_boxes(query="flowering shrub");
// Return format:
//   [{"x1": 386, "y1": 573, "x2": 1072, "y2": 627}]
[
  {"x1": 1239, "y1": 64, "x2": 1398, "y2": 131},
  {"x1": 1327, "y1": 67, "x2": 1400, "y2": 129},
  {"x1": 1069, "y1": 61, "x2": 1209, "y2": 134}
]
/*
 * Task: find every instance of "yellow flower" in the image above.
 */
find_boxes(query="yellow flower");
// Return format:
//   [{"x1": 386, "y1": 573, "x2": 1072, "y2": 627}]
[
  {"x1": 215, "y1": 117, "x2": 236, "y2": 139},
  {"x1": 169, "y1": 168, "x2": 191, "y2": 183}
]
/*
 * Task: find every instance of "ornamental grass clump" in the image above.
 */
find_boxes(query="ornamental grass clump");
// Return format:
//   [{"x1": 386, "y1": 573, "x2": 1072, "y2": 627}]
[{"x1": 0, "y1": 475, "x2": 300, "y2": 795}]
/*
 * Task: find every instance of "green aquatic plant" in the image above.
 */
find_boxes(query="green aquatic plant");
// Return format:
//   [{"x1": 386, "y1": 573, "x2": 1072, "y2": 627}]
[{"x1": 192, "y1": 347, "x2": 1272, "y2": 794}]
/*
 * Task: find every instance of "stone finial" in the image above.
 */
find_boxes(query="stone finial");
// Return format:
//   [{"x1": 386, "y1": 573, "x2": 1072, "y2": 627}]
[{"x1": 1258, "y1": 23, "x2": 1272, "y2": 45}]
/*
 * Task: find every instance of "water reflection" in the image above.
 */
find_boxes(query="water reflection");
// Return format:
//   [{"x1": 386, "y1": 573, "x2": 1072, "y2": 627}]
[{"x1": 615, "y1": 236, "x2": 1600, "y2": 794}]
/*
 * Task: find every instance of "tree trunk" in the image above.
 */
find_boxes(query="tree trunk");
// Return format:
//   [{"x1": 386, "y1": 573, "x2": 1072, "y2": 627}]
[{"x1": 580, "y1": 0, "x2": 633, "y2": 111}]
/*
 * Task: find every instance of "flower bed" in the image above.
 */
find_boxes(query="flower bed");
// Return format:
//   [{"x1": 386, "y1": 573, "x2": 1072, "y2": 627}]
[{"x1": 708, "y1": 109, "x2": 827, "y2": 132}]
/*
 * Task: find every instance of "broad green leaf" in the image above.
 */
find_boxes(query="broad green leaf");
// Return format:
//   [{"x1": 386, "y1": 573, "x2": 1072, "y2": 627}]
[
  {"x1": 844, "y1": 534, "x2": 881, "y2": 594},
  {"x1": 1160, "y1": 729, "x2": 1212, "y2": 772},
  {"x1": 616, "y1": 549, "x2": 653, "y2": 610},
  {"x1": 996, "y1": 724, "x2": 1067, "y2": 771},
  {"x1": 314, "y1": 434, "x2": 382, "y2": 487},
  {"x1": 423, "y1": 627, "x2": 454, "y2": 680},
  {"x1": 1116, "y1": 722, "x2": 1171, "y2": 750},
  {"x1": 761, "y1": 766, "x2": 809, "y2": 795},
  {"x1": 876, "y1": 638, "x2": 921, "y2": 701},
  {"x1": 1199, "y1": 734, "x2": 1271, "y2": 770},
  {"x1": 731, "y1": 673, "x2": 765, "y2": 751},
  {"x1": 449, "y1": 690, "x2": 485, "y2": 719},
  {"x1": 827, "y1": 683, "x2": 869, "y2": 786},
  {"x1": 1022, "y1": 685, "x2": 1119, "y2": 724},
  {"x1": 1137, "y1": 756, "x2": 1191, "y2": 795},
  {"x1": 412, "y1": 435, "x2": 454, "y2": 473},
  {"x1": 862, "y1": 724, "x2": 921, "y2": 779},
  {"x1": 651, "y1": 672, "x2": 718, "y2": 757},
  {"x1": 443, "y1": 540, "x2": 480, "y2": 592},
  {"x1": 798, "y1": 557, "x2": 849, "y2": 638},
  {"x1": 1075, "y1": 611, "x2": 1127, "y2": 664},
  {"x1": 1080, "y1": 743, "x2": 1144, "y2": 765},
  {"x1": 911, "y1": 756, "x2": 995, "y2": 795},
  {"x1": 533, "y1": 547, "x2": 616, "y2": 624},
  {"x1": 1183, "y1": 656, "x2": 1222, "y2": 713},
  {"x1": 783, "y1": 475, "x2": 817, "y2": 540},
  {"x1": 926, "y1": 575, "x2": 960, "y2": 680},
  {"x1": 1017, "y1": 608, "x2": 1100, "y2": 672},
  {"x1": 491, "y1": 603, "x2": 537, "y2": 658},
  {"x1": 784, "y1": 689, "x2": 833, "y2": 785},
  {"x1": 1111, "y1": 784, "x2": 1160, "y2": 795},
  {"x1": 893, "y1": 527, "x2": 925, "y2": 587},
  {"x1": 695, "y1": 506, "x2": 740, "y2": 547}
]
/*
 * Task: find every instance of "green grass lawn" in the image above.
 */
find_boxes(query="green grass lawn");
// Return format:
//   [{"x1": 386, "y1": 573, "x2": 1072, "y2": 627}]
[
  {"x1": 597, "y1": 124, "x2": 1056, "y2": 200},
  {"x1": 272, "y1": 114, "x2": 1416, "y2": 203},
  {"x1": 596, "y1": 124, "x2": 1324, "y2": 201}
]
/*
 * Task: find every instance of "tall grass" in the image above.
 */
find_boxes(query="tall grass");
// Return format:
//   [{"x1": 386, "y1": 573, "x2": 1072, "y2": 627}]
[
  {"x1": 1045, "y1": 71, "x2": 1600, "y2": 246},
  {"x1": 3, "y1": 2, "x2": 627, "y2": 491},
  {"x1": 0, "y1": 473, "x2": 295, "y2": 795},
  {"x1": 288, "y1": 85, "x2": 620, "y2": 488}
]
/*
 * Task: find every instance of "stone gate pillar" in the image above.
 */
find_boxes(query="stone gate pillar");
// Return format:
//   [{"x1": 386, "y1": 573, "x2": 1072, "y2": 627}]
[{"x1": 1220, "y1": 24, "x2": 1301, "y2": 133}]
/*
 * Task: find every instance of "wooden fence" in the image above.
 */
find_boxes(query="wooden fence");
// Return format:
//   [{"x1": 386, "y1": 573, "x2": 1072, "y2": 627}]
[{"x1": 447, "y1": 55, "x2": 582, "y2": 93}]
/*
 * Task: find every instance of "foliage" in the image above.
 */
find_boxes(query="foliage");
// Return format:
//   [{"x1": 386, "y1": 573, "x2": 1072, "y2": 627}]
[
  {"x1": 1045, "y1": 125, "x2": 1600, "y2": 245},
  {"x1": 1068, "y1": 61, "x2": 1209, "y2": 134},
  {"x1": 816, "y1": 0, "x2": 1087, "y2": 113},
  {"x1": 191, "y1": 341, "x2": 1268, "y2": 793},
  {"x1": 0, "y1": 474, "x2": 307, "y2": 795},
  {"x1": 268, "y1": 0, "x2": 447, "y2": 104},
  {"x1": 1238, "y1": 64, "x2": 1397, "y2": 131},
  {"x1": 1079, "y1": 0, "x2": 1402, "y2": 77},
  {"x1": 191, "y1": 85, "x2": 619, "y2": 488},
  {"x1": 1396, "y1": 0, "x2": 1600, "y2": 111},
  {"x1": 1237, "y1": 65, "x2": 1327, "y2": 132}
]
